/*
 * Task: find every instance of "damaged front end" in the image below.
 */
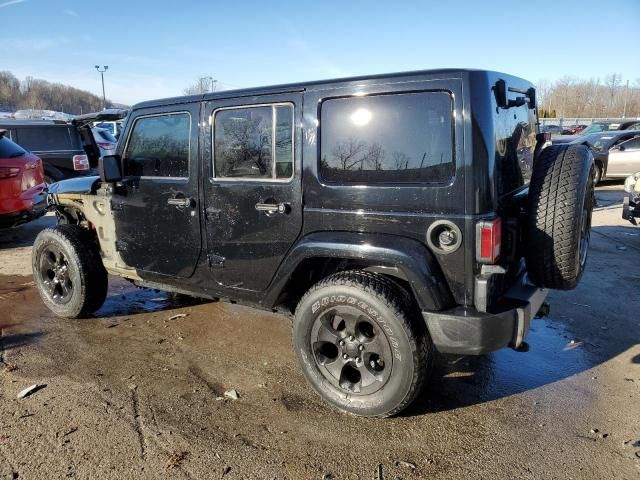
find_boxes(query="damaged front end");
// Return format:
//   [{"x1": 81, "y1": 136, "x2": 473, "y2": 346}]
[{"x1": 42, "y1": 175, "x2": 142, "y2": 282}]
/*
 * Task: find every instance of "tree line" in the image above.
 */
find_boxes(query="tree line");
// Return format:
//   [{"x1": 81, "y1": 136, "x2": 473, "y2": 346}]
[
  {"x1": 537, "y1": 74, "x2": 640, "y2": 118},
  {"x1": 0, "y1": 71, "x2": 111, "y2": 115}
]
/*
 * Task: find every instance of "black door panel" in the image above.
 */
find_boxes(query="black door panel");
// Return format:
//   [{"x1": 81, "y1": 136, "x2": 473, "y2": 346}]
[
  {"x1": 203, "y1": 94, "x2": 303, "y2": 291},
  {"x1": 111, "y1": 105, "x2": 202, "y2": 278}
]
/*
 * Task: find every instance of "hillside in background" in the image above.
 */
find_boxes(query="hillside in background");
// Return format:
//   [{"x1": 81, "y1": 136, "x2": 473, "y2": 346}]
[{"x1": 0, "y1": 71, "x2": 115, "y2": 115}]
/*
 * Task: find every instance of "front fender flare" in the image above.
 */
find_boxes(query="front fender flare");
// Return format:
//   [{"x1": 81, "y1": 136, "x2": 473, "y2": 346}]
[{"x1": 263, "y1": 232, "x2": 453, "y2": 311}]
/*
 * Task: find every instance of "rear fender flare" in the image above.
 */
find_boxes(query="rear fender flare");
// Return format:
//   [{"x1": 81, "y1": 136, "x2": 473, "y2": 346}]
[{"x1": 263, "y1": 232, "x2": 453, "y2": 311}]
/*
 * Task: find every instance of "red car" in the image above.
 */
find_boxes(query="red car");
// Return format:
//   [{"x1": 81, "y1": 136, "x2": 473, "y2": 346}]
[{"x1": 0, "y1": 129, "x2": 47, "y2": 228}]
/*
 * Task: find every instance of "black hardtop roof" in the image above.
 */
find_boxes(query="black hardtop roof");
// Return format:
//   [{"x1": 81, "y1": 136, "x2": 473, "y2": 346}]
[{"x1": 132, "y1": 68, "x2": 530, "y2": 110}]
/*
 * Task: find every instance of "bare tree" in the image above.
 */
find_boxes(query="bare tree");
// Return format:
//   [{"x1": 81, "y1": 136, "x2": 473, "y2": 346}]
[
  {"x1": 332, "y1": 137, "x2": 366, "y2": 170},
  {"x1": 183, "y1": 77, "x2": 214, "y2": 96},
  {"x1": 393, "y1": 151, "x2": 410, "y2": 170},
  {"x1": 0, "y1": 71, "x2": 109, "y2": 114},
  {"x1": 365, "y1": 143, "x2": 385, "y2": 170}
]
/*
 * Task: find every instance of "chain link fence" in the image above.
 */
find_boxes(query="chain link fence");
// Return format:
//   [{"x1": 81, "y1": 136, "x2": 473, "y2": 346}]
[{"x1": 539, "y1": 117, "x2": 640, "y2": 127}]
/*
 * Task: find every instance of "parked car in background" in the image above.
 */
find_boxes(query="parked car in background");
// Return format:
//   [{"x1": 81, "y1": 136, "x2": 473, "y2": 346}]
[
  {"x1": 92, "y1": 127, "x2": 118, "y2": 157},
  {"x1": 89, "y1": 109, "x2": 129, "y2": 139},
  {"x1": 0, "y1": 130, "x2": 46, "y2": 228},
  {"x1": 562, "y1": 124, "x2": 587, "y2": 135},
  {"x1": 553, "y1": 119, "x2": 640, "y2": 145},
  {"x1": 93, "y1": 121, "x2": 124, "y2": 139},
  {"x1": 569, "y1": 130, "x2": 640, "y2": 183},
  {"x1": 541, "y1": 124, "x2": 563, "y2": 135},
  {"x1": 0, "y1": 120, "x2": 92, "y2": 183},
  {"x1": 622, "y1": 172, "x2": 640, "y2": 225},
  {"x1": 605, "y1": 135, "x2": 640, "y2": 180}
]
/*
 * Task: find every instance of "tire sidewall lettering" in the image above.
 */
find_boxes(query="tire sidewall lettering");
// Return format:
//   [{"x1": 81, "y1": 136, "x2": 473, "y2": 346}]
[{"x1": 309, "y1": 294, "x2": 402, "y2": 364}]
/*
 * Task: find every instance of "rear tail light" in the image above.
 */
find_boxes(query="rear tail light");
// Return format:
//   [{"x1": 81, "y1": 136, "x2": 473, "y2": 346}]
[
  {"x1": 0, "y1": 167, "x2": 21, "y2": 179},
  {"x1": 73, "y1": 154, "x2": 90, "y2": 171},
  {"x1": 476, "y1": 218, "x2": 502, "y2": 264}
]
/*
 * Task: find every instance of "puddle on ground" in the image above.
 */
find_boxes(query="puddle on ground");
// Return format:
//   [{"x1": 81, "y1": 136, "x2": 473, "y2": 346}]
[
  {"x1": 426, "y1": 317, "x2": 597, "y2": 409},
  {"x1": 95, "y1": 279, "x2": 202, "y2": 317}
]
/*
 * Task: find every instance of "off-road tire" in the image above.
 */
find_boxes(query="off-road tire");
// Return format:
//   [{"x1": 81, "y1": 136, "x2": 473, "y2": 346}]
[
  {"x1": 293, "y1": 270, "x2": 431, "y2": 417},
  {"x1": 32, "y1": 225, "x2": 108, "y2": 318},
  {"x1": 526, "y1": 144, "x2": 595, "y2": 290}
]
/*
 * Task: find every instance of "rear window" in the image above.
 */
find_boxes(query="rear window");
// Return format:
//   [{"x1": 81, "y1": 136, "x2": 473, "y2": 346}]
[
  {"x1": 320, "y1": 91, "x2": 454, "y2": 184},
  {"x1": 0, "y1": 136, "x2": 26, "y2": 158},
  {"x1": 16, "y1": 126, "x2": 80, "y2": 151}
]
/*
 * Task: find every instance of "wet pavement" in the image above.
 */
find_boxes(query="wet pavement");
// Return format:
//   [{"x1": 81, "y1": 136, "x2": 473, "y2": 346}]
[{"x1": 0, "y1": 184, "x2": 638, "y2": 479}]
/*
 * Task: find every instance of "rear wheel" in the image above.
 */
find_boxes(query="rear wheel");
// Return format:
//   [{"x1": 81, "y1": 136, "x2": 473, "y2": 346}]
[
  {"x1": 32, "y1": 225, "x2": 108, "y2": 318},
  {"x1": 293, "y1": 271, "x2": 431, "y2": 417},
  {"x1": 526, "y1": 144, "x2": 595, "y2": 290}
]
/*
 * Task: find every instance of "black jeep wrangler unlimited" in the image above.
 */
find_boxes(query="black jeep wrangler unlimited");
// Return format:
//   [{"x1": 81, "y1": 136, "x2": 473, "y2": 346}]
[{"x1": 32, "y1": 69, "x2": 595, "y2": 417}]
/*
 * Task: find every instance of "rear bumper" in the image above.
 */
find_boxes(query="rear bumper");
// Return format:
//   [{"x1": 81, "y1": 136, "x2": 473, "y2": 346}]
[
  {"x1": 423, "y1": 272, "x2": 548, "y2": 355},
  {"x1": 0, "y1": 183, "x2": 47, "y2": 228}
]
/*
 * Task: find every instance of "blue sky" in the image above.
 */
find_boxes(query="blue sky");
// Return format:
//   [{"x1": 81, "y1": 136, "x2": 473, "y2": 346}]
[{"x1": 1, "y1": 0, "x2": 639, "y2": 105}]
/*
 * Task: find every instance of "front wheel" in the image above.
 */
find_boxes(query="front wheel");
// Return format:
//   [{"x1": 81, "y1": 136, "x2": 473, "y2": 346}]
[
  {"x1": 32, "y1": 225, "x2": 108, "y2": 318},
  {"x1": 293, "y1": 271, "x2": 431, "y2": 417}
]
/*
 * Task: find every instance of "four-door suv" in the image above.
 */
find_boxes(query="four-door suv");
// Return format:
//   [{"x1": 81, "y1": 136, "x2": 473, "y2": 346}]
[
  {"x1": 0, "y1": 120, "x2": 92, "y2": 183},
  {"x1": 31, "y1": 69, "x2": 595, "y2": 417}
]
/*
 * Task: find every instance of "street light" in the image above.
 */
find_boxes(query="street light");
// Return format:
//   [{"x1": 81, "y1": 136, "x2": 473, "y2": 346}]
[
  {"x1": 203, "y1": 76, "x2": 217, "y2": 93},
  {"x1": 94, "y1": 65, "x2": 108, "y2": 110}
]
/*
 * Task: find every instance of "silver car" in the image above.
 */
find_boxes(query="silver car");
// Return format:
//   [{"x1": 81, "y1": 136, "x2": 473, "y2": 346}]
[{"x1": 606, "y1": 136, "x2": 640, "y2": 179}]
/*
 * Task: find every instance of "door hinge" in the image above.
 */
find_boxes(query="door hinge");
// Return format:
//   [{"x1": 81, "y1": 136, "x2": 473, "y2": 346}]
[{"x1": 207, "y1": 254, "x2": 225, "y2": 267}]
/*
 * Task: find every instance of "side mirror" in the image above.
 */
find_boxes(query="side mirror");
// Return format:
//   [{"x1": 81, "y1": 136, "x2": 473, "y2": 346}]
[{"x1": 99, "y1": 155, "x2": 122, "y2": 182}]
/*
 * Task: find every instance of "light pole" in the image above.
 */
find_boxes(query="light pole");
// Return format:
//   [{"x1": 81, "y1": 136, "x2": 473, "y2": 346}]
[
  {"x1": 94, "y1": 65, "x2": 108, "y2": 110},
  {"x1": 203, "y1": 76, "x2": 217, "y2": 93}
]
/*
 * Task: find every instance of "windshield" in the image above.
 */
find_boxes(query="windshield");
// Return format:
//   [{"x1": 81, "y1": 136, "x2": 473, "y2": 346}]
[
  {"x1": 0, "y1": 136, "x2": 27, "y2": 158},
  {"x1": 580, "y1": 122, "x2": 622, "y2": 135}
]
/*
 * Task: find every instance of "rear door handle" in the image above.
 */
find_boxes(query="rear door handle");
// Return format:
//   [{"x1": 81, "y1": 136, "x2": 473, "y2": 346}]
[
  {"x1": 255, "y1": 202, "x2": 290, "y2": 215},
  {"x1": 167, "y1": 197, "x2": 194, "y2": 208}
]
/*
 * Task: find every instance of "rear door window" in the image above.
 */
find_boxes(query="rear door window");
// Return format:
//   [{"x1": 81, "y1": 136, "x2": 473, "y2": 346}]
[
  {"x1": 319, "y1": 92, "x2": 454, "y2": 184},
  {"x1": 124, "y1": 113, "x2": 191, "y2": 178},
  {"x1": 213, "y1": 104, "x2": 294, "y2": 180}
]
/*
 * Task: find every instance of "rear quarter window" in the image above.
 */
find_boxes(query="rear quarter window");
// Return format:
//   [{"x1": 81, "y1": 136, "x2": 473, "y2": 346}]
[
  {"x1": 16, "y1": 126, "x2": 79, "y2": 151},
  {"x1": 319, "y1": 91, "x2": 454, "y2": 184}
]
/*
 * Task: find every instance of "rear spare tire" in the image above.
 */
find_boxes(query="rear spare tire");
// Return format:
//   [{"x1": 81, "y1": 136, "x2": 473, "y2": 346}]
[
  {"x1": 32, "y1": 225, "x2": 108, "y2": 318},
  {"x1": 525, "y1": 144, "x2": 595, "y2": 290}
]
